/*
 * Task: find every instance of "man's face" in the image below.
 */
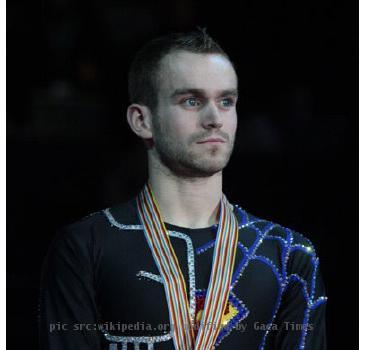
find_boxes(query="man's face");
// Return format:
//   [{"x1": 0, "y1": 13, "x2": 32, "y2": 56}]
[{"x1": 151, "y1": 51, "x2": 238, "y2": 178}]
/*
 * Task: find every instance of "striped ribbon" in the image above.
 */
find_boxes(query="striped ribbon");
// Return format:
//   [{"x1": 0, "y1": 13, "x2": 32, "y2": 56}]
[{"x1": 136, "y1": 183, "x2": 238, "y2": 349}]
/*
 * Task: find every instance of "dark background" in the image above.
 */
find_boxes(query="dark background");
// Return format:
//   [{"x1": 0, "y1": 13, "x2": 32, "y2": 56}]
[{"x1": 7, "y1": 0, "x2": 358, "y2": 349}]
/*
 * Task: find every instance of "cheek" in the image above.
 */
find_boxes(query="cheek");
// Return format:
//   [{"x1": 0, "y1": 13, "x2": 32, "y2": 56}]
[
  {"x1": 165, "y1": 108, "x2": 197, "y2": 137},
  {"x1": 226, "y1": 112, "x2": 238, "y2": 133},
  {"x1": 155, "y1": 117, "x2": 188, "y2": 145}
]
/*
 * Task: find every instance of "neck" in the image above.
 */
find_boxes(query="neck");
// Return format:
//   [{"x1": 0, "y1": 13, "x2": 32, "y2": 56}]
[{"x1": 147, "y1": 159, "x2": 223, "y2": 229}]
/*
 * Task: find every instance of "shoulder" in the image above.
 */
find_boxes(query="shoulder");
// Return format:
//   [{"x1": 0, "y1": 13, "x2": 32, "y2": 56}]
[
  {"x1": 48, "y1": 198, "x2": 137, "y2": 258},
  {"x1": 235, "y1": 205, "x2": 327, "y2": 297},
  {"x1": 54, "y1": 210, "x2": 106, "y2": 248},
  {"x1": 234, "y1": 204, "x2": 321, "y2": 275},
  {"x1": 235, "y1": 204, "x2": 316, "y2": 249},
  {"x1": 60, "y1": 197, "x2": 138, "y2": 236}
]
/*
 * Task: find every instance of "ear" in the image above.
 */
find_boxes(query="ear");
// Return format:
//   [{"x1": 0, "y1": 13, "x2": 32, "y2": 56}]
[{"x1": 126, "y1": 104, "x2": 153, "y2": 140}]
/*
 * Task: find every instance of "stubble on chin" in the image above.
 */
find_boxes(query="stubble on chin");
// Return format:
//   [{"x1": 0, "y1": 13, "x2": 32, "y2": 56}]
[{"x1": 153, "y1": 136, "x2": 234, "y2": 178}]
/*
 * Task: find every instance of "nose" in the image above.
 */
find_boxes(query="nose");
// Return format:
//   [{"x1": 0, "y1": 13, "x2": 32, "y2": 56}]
[{"x1": 201, "y1": 102, "x2": 223, "y2": 130}]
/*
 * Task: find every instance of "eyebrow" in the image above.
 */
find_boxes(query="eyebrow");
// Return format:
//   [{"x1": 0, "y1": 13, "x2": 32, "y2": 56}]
[{"x1": 170, "y1": 88, "x2": 239, "y2": 99}]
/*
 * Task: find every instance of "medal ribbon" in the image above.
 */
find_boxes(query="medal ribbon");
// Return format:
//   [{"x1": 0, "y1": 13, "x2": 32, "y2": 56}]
[{"x1": 137, "y1": 183, "x2": 238, "y2": 349}]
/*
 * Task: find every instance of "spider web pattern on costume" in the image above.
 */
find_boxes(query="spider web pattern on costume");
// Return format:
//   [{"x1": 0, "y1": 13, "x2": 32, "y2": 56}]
[
  {"x1": 103, "y1": 204, "x2": 327, "y2": 350},
  {"x1": 196, "y1": 206, "x2": 327, "y2": 350}
]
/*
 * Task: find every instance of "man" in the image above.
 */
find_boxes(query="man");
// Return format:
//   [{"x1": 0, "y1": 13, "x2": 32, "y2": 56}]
[{"x1": 39, "y1": 29, "x2": 327, "y2": 349}]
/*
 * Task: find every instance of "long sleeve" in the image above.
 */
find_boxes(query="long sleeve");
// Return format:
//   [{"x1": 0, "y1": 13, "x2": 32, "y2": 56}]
[
  {"x1": 39, "y1": 223, "x2": 103, "y2": 350},
  {"x1": 266, "y1": 235, "x2": 327, "y2": 350}
]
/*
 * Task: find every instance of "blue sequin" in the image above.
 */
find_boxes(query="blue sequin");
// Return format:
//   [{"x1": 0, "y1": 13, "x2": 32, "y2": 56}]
[{"x1": 103, "y1": 204, "x2": 327, "y2": 349}]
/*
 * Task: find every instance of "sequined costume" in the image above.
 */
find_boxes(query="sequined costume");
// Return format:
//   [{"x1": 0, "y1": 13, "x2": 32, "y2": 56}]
[{"x1": 39, "y1": 198, "x2": 327, "y2": 349}]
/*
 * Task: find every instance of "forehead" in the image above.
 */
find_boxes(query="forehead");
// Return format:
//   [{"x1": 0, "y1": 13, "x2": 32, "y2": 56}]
[{"x1": 158, "y1": 51, "x2": 237, "y2": 95}]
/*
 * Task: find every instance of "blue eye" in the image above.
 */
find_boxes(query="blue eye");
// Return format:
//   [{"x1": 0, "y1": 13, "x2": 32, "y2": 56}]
[
  {"x1": 183, "y1": 98, "x2": 201, "y2": 107},
  {"x1": 220, "y1": 98, "x2": 235, "y2": 108}
]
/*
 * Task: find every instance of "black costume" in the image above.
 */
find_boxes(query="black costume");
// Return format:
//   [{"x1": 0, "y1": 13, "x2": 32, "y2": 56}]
[{"x1": 39, "y1": 198, "x2": 327, "y2": 349}]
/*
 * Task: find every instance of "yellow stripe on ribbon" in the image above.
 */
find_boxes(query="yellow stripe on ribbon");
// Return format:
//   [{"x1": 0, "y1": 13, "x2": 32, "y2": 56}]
[{"x1": 137, "y1": 183, "x2": 238, "y2": 349}]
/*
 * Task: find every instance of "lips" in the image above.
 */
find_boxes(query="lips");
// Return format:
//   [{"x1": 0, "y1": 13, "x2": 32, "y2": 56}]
[{"x1": 197, "y1": 138, "x2": 225, "y2": 144}]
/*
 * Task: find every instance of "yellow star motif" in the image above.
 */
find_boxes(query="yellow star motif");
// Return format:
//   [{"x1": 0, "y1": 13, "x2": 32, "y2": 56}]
[{"x1": 221, "y1": 303, "x2": 238, "y2": 326}]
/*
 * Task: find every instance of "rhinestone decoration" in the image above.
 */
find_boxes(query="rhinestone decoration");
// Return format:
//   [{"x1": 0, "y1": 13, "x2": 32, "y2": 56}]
[
  {"x1": 168, "y1": 231, "x2": 197, "y2": 323},
  {"x1": 192, "y1": 288, "x2": 249, "y2": 347},
  {"x1": 136, "y1": 271, "x2": 163, "y2": 284},
  {"x1": 134, "y1": 231, "x2": 197, "y2": 326},
  {"x1": 103, "y1": 332, "x2": 172, "y2": 345},
  {"x1": 103, "y1": 208, "x2": 143, "y2": 230},
  {"x1": 102, "y1": 204, "x2": 327, "y2": 349}
]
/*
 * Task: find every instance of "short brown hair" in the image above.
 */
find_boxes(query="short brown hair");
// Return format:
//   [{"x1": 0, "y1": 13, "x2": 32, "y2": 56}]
[{"x1": 128, "y1": 28, "x2": 233, "y2": 112}]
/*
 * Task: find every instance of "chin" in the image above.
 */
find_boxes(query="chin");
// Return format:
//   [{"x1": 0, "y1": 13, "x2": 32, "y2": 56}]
[
  {"x1": 186, "y1": 158, "x2": 230, "y2": 177},
  {"x1": 156, "y1": 147, "x2": 232, "y2": 178},
  {"x1": 166, "y1": 158, "x2": 227, "y2": 178}
]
